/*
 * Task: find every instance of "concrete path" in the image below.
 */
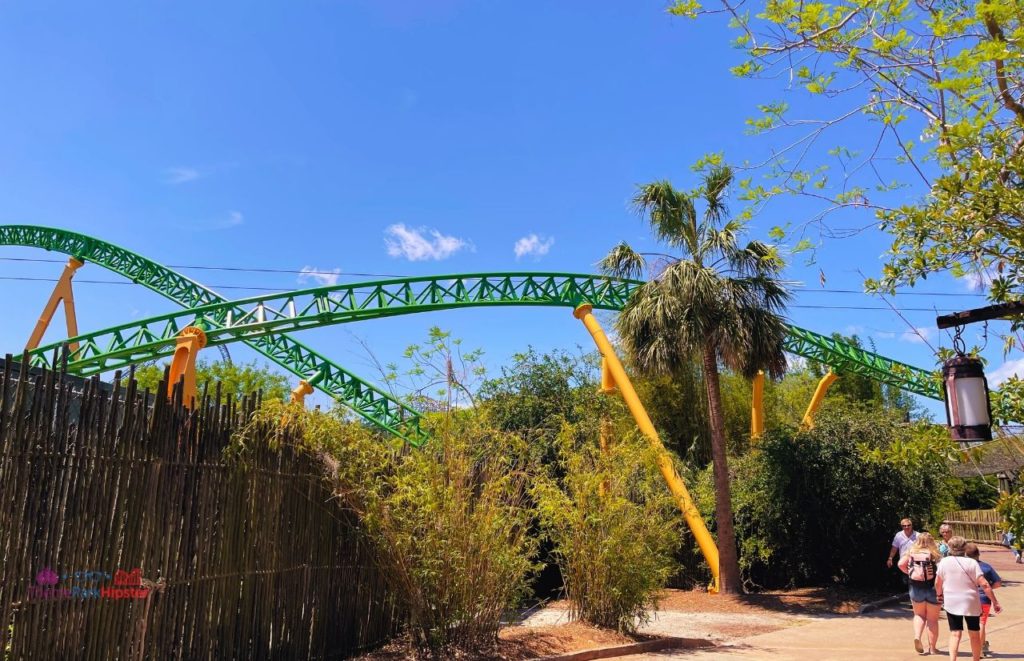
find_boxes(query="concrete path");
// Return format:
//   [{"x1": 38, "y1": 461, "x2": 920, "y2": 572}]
[{"x1": 622, "y1": 545, "x2": 1024, "y2": 660}]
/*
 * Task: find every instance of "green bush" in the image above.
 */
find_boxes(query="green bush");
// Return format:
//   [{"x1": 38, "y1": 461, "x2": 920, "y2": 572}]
[
  {"x1": 694, "y1": 410, "x2": 957, "y2": 589},
  {"x1": 245, "y1": 404, "x2": 539, "y2": 655},
  {"x1": 532, "y1": 419, "x2": 680, "y2": 632}
]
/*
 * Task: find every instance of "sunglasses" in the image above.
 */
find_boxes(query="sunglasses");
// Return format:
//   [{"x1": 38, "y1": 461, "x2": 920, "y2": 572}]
[{"x1": 902, "y1": 525, "x2": 913, "y2": 528}]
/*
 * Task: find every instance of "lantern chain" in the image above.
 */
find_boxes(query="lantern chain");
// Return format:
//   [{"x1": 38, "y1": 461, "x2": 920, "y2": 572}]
[{"x1": 953, "y1": 325, "x2": 967, "y2": 356}]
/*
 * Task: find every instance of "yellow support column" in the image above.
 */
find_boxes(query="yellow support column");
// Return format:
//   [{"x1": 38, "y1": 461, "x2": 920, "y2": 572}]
[
  {"x1": 25, "y1": 257, "x2": 85, "y2": 354},
  {"x1": 290, "y1": 380, "x2": 315, "y2": 405},
  {"x1": 750, "y1": 371, "x2": 765, "y2": 441},
  {"x1": 167, "y1": 326, "x2": 207, "y2": 408},
  {"x1": 574, "y1": 304, "x2": 720, "y2": 592},
  {"x1": 598, "y1": 358, "x2": 617, "y2": 497},
  {"x1": 801, "y1": 371, "x2": 838, "y2": 430}
]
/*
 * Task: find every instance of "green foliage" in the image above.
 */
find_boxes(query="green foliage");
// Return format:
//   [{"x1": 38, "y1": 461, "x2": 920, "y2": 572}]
[
  {"x1": 676, "y1": 0, "x2": 1024, "y2": 351},
  {"x1": 133, "y1": 359, "x2": 289, "y2": 401},
  {"x1": 695, "y1": 409, "x2": 958, "y2": 588},
  {"x1": 381, "y1": 326, "x2": 486, "y2": 413},
  {"x1": 480, "y1": 347, "x2": 607, "y2": 451},
  {"x1": 954, "y1": 477, "x2": 1001, "y2": 511},
  {"x1": 247, "y1": 404, "x2": 538, "y2": 655},
  {"x1": 997, "y1": 491, "x2": 1024, "y2": 549},
  {"x1": 532, "y1": 420, "x2": 681, "y2": 632}
]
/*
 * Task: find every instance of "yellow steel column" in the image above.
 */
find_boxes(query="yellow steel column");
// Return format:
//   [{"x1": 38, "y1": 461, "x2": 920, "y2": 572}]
[
  {"x1": 750, "y1": 371, "x2": 765, "y2": 441},
  {"x1": 801, "y1": 371, "x2": 838, "y2": 430},
  {"x1": 598, "y1": 358, "x2": 617, "y2": 497},
  {"x1": 167, "y1": 326, "x2": 208, "y2": 408},
  {"x1": 574, "y1": 304, "x2": 720, "y2": 592},
  {"x1": 290, "y1": 380, "x2": 315, "y2": 405},
  {"x1": 26, "y1": 257, "x2": 85, "y2": 354}
]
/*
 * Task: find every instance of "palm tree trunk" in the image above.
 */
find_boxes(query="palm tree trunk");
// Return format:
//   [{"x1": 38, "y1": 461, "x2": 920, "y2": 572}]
[{"x1": 701, "y1": 340, "x2": 742, "y2": 594}]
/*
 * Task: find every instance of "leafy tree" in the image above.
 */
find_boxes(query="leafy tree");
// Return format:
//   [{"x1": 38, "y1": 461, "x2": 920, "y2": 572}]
[
  {"x1": 379, "y1": 326, "x2": 486, "y2": 413},
  {"x1": 600, "y1": 165, "x2": 791, "y2": 594},
  {"x1": 696, "y1": 409, "x2": 959, "y2": 589},
  {"x1": 672, "y1": 0, "x2": 1024, "y2": 343},
  {"x1": 132, "y1": 359, "x2": 289, "y2": 401}
]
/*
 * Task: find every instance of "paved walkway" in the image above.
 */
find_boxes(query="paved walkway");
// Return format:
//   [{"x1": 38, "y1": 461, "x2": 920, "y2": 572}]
[{"x1": 623, "y1": 545, "x2": 1024, "y2": 660}]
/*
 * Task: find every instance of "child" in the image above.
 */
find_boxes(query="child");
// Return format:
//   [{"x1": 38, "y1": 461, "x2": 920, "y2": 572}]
[
  {"x1": 1002, "y1": 530, "x2": 1022, "y2": 564},
  {"x1": 966, "y1": 543, "x2": 1002, "y2": 657}
]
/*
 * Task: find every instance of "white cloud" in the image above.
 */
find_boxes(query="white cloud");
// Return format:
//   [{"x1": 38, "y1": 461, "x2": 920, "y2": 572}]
[
  {"x1": 962, "y1": 268, "x2": 997, "y2": 292},
  {"x1": 899, "y1": 327, "x2": 934, "y2": 344},
  {"x1": 843, "y1": 324, "x2": 865, "y2": 336},
  {"x1": 384, "y1": 224, "x2": 469, "y2": 261},
  {"x1": 988, "y1": 358, "x2": 1024, "y2": 386},
  {"x1": 298, "y1": 266, "x2": 342, "y2": 288},
  {"x1": 513, "y1": 234, "x2": 555, "y2": 260},
  {"x1": 163, "y1": 166, "x2": 201, "y2": 184},
  {"x1": 218, "y1": 210, "x2": 244, "y2": 229},
  {"x1": 875, "y1": 331, "x2": 897, "y2": 340}
]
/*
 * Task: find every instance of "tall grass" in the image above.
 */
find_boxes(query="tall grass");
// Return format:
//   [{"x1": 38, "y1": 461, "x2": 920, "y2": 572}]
[
  {"x1": 245, "y1": 404, "x2": 539, "y2": 655},
  {"x1": 532, "y1": 420, "x2": 681, "y2": 632}
]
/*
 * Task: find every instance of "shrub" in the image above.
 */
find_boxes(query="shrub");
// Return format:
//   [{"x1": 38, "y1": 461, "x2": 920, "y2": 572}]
[
  {"x1": 532, "y1": 419, "x2": 680, "y2": 632},
  {"x1": 694, "y1": 410, "x2": 957, "y2": 589},
  {"x1": 245, "y1": 403, "x2": 539, "y2": 655}
]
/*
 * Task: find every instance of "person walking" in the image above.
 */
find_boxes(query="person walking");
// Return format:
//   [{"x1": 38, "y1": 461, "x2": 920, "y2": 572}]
[
  {"x1": 938, "y1": 523, "x2": 954, "y2": 557},
  {"x1": 1002, "y1": 530, "x2": 1022, "y2": 564},
  {"x1": 965, "y1": 543, "x2": 1002, "y2": 657},
  {"x1": 888, "y1": 518, "x2": 919, "y2": 569},
  {"x1": 898, "y1": 532, "x2": 943, "y2": 655},
  {"x1": 935, "y1": 536, "x2": 1001, "y2": 661}
]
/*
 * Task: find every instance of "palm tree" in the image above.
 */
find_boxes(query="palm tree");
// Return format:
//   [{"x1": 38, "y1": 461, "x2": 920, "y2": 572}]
[{"x1": 600, "y1": 165, "x2": 791, "y2": 594}]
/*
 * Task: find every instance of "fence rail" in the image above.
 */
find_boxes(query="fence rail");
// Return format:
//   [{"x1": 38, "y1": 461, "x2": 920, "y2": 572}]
[
  {"x1": 0, "y1": 357, "x2": 400, "y2": 660},
  {"x1": 943, "y1": 509, "x2": 1003, "y2": 544}
]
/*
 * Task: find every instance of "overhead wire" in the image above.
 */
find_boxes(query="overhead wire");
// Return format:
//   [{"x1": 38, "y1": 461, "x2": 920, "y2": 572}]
[
  {"x1": 0, "y1": 274, "x2": 970, "y2": 311},
  {"x1": 0, "y1": 256, "x2": 993, "y2": 296}
]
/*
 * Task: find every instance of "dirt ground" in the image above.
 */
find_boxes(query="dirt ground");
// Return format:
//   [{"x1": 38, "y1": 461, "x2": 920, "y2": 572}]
[
  {"x1": 357, "y1": 586, "x2": 891, "y2": 659},
  {"x1": 355, "y1": 621, "x2": 643, "y2": 659}
]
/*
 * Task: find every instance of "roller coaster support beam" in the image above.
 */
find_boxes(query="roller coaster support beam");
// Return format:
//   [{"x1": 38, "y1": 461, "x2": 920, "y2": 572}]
[
  {"x1": 801, "y1": 371, "x2": 838, "y2": 430},
  {"x1": 597, "y1": 358, "x2": 617, "y2": 497},
  {"x1": 290, "y1": 380, "x2": 315, "y2": 405},
  {"x1": 574, "y1": 304, "x2": 720, "y2": 593},
  {"x1": 26, "y1": 257, "x2": 84, "y2": 353},
  {"x1": 751, "y1": 371, "x2": 765, "y2": 440},
  {"x1": 168, "y1": 326, "x2": 207, "y2": 408}
]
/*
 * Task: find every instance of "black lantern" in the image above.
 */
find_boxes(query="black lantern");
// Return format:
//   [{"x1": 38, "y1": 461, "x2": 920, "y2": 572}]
[{"x1": 942, "y1": 353, "x2": 992, "y2": 443}]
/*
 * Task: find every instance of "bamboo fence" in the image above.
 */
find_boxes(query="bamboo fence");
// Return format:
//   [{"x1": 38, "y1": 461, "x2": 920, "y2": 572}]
[
  {"x1": 943, "y1": 509, "x2": 1003, "y2": 544},
  {"x1": 0, "y1": 357, "x2": 400, "y2": 660}
]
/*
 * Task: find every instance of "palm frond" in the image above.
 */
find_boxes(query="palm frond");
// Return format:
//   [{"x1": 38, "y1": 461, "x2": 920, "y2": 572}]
[
  {"x1": 701, "y1": 165, "x2": 732, "y2": 227},
  {"x1": 632, "y1": 181, "x2": 697, "y2": 253},
  {"x1": 599, "y1": 242, "x2": 646, "y2": 279}
]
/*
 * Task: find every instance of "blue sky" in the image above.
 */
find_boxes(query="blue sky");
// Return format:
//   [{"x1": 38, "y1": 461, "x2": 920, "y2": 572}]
[{"x1": 0, "y1": 1, "x2": 1007, "y2": 417}]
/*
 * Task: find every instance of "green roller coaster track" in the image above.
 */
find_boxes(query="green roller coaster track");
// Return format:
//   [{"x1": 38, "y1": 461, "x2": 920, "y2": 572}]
[
  {"x1": 2, "y1": 226, "x2": 944, "y2": 448},
  {"x1": 0, "y1": 225, "x2": 430, "y2": 445}
]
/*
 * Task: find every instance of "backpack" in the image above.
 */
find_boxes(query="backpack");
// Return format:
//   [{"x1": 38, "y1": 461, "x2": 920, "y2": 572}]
[{"x1": 908, "y1": 552, "x2": 936, "y2": 584}]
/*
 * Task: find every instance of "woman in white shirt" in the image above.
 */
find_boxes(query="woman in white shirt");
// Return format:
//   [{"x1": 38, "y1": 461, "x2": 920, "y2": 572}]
[{"x1": 935, "y1": 536, "x2": 1001, "y2": 661}]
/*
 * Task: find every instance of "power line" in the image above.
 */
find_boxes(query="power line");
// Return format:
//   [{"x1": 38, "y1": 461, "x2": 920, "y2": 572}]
[
  {"x1": 0, "y1": 256, "x2": 404, "y2": 279},
  {"x1": 0, "y1": 256, "x2": 994, "y2": 296},
  {"x1": 0, "y1": 275, "x2": 966, "y2": 312}
]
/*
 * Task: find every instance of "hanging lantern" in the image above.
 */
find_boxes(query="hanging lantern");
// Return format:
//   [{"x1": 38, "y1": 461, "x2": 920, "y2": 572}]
[{"x1": 942, "y1": 354, "x2": 992, "y2": 443}]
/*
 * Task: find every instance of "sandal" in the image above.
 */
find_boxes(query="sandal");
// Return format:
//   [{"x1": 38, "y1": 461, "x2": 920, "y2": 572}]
[{"x1": 915, "y1": 638, "x2": 924, "y2": 654}]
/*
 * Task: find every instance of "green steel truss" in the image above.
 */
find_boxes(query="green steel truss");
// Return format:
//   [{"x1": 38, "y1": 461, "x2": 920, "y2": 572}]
[
  {"x1": 0, "y1": 225, "x2": 429, "y2": 445},
  {"x1": 21, "y1": 267, "x2": 943, "y2": 401}
]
